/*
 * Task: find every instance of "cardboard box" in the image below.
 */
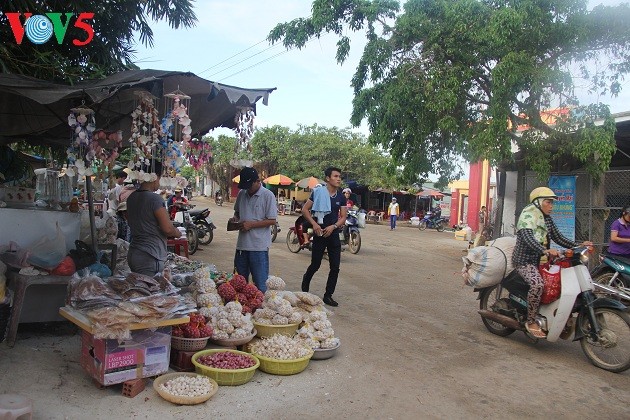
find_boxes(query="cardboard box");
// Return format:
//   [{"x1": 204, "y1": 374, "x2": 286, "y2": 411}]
[{"x1": 81, "y1": 327, "x2": 171, "y2": 386}]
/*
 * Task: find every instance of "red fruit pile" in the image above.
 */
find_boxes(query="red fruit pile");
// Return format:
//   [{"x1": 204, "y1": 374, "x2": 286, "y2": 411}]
[
  {"x1": 197, "y1": 352, "x2": 256, "y2": 369},
  {"x1": 173, "y1": 313, "x2": 213, "y2": 339},
  {"x1": 217, "y1": 275, "x2": 264, "y2": 314}
]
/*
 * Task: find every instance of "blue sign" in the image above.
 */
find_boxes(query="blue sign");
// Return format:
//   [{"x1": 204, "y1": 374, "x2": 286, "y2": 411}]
[{"x1": 548, "y1": 176, "x2": 576, "y2": 241}]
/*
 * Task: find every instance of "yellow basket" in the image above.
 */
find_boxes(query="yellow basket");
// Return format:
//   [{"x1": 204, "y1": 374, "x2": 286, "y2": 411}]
[
  {"x1": 192, "y1": 349, "x2": 260, "y2": 386},
  {"x1": 254, "y1": 349, "x2": 314, "y2": 376},
  {"x1": 252, "y1": 321, "x2": 299, "y2": 338}
]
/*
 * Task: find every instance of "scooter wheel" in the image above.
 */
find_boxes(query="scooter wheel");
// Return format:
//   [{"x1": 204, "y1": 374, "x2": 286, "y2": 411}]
[
  {"x1": 187, "y1": 227, "x2": 199, "y2": 254},
  {"x1": 286, "y1": 230, "x2": 301, "y2": 253}
]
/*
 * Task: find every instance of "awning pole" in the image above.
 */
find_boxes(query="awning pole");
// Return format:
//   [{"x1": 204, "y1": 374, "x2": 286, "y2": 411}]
[{"x1": 85, "y1": 176, "x2": 99, "y2": 253}]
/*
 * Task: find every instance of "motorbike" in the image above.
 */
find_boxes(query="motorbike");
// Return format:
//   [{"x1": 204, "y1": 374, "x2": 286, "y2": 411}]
[
  {"x1": 476, "y1": 246, "x2": 630, "y2": 373},
  {"x1": 418, "y1": 211, "x2": 445, "y2": 232},
  {"x1": 189, "y1": 207, "x2": 217, "y2": 245},
  {"x1": 170, "y1": 203, "x2": 199, "y2": 255},
  {"x1": 286, "y1": 213, "x2": 361, "y2": 254},
  {"x1": 271, "y1": 220, "x2": 281, "y2": 242},
  {"x1": 342, "y1": 209, "x2": 362, "y2": 254},
  {"x1": 590, "y1": 252, "x2": 630, "y2": 303},
  {"x1": 215, "y1": 194, "x2": 223, "y2": 206}
]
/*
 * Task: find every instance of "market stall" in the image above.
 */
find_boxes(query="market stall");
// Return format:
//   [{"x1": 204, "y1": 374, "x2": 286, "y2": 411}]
[{"x1": 0, "y1": 70, "x2": 275, "y2": 349}]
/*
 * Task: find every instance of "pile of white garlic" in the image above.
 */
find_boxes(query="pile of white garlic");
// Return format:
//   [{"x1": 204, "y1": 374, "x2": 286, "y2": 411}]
[
  {"x1": 251, "y1": 333, "x2": 311, "y2": 360},
  {"x1": 253, "y1": 291, "x2": 303, "y2": 325},
  {"x1": 191, "y1": 267, "x2": 223, "y2": 314},
  {"x1": 159, "y1": 375, "x2": 214, "y2": 397},
  {"x1": 209, "y1": 301, "x2": 254, "y2": 340},
  {"x1": 297, "y1": 310, "x2": 339, "y2": 349}
]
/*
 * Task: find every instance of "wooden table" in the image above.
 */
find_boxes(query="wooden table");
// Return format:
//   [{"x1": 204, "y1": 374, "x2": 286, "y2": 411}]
[{"x1": 59, "y1": 306, "x2": 189, "y2": 334}]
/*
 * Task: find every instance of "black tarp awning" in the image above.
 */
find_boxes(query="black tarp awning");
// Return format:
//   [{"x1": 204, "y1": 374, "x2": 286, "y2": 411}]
[{"x1": 0, "y1": 69, "x2": 276, "y2": 147}]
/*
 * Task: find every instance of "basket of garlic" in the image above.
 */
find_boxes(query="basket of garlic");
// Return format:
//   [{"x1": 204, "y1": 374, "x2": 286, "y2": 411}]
[
  {"x1": 153, "y1": 372, "x2": 218, "y2": 405},
  {"x1": 192, "y1": 349, "x2": 260, "y2": 386},
  {"x1": 298, "y1": 310, "x2": 340, "y2": 360},
  {"x1": 250, "y1": 333, "x2": 314, "y2": 375},
  {"x1": 206, "y1": 301, "x2": 258, "y2": 346},
  {"x1": 252, "y1": 289, "x2": 304, "y2": 337}
]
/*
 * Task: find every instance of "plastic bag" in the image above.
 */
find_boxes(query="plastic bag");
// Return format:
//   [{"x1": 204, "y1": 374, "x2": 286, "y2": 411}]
[
  {"x1": 540, "y1": 264, "x2": 561, "y2": 304},
  {"x1": 68, "y1": 240, "x2": 97, "y2": 270},
  {"x1": 0, "y1": 241, "x2": 31, "y2": 268},
  {"x1": 27, "y1": 222, "x2": 66, "y2": 269},
  {"x1": 51, "y1": 256, "x2": 76, "y2": 276},
  {"x1": 88, "y1": 262, "x2": 112, "y2": 278}
]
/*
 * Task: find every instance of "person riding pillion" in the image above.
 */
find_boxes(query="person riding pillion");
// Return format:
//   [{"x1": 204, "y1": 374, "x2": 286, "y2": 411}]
[{"x1": 512, "y1": 187, "x2": 592, "y2": 339}]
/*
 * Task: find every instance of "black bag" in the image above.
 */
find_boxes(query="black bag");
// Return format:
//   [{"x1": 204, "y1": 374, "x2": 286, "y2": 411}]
[{"x1": 68, "y1": 240, "x2": 97, "y2": 270}]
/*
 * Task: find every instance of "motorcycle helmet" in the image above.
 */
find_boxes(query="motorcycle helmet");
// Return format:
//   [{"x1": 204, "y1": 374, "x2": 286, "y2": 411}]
[{"x1": 529, "y1": 187, "x2": 557, "y2": 203}]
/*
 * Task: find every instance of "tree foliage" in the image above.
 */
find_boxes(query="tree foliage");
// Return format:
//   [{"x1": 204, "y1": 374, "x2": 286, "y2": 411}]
[
  {"x1": 0, "y1": 0, "x2": 196, "y2": 83},
  {"x1": 250, "y1": 124, "x2": 399, "y2": 189},
  {"x1": 268, "y1": 0, "x2": 630, "y2": 182}
]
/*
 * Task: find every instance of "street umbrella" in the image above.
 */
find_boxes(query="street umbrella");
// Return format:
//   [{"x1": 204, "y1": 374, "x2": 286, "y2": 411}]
[
  {"x1": 416, "y1": 188, "x2": 444, "y2": 198},
  {"x1": 232, "y1": 174, "x2": 240, "y2": 183},
  {"x1": 263, "y1": 174, "x2": 294, "y2": 185},
  {"x1": 296, "y1": 176, "x2": 324, "y2": 189}
]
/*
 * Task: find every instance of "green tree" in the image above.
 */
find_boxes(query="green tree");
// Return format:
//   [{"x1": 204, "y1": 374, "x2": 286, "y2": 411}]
[
  {"x1": 0, "y1": 0, "x2": 196, "y2": 83},
  {"x1": 251, "y1": 124, "x2": 399, "y2": 188},
  {"x1": 203, "y1": 134, "x2": 249, "y2": 197},
  {"x1": 268, "y1": 0, "x2": 630, "y2": 182}
]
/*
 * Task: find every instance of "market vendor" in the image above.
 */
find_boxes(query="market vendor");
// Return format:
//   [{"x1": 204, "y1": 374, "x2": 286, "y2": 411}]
[{"x1": 126, "y1": 161, "x2": 181, "y2": 276}]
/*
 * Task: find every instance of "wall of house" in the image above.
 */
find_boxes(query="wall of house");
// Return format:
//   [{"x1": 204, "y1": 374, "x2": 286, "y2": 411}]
[{"x1": 502, "y1": 171, "x2": 519, "y2": 236}]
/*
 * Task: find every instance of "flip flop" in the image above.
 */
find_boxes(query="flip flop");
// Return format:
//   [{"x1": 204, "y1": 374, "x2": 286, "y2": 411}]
[{"x1": 526, "y1": 323, "x2": 547, "y2": 339}]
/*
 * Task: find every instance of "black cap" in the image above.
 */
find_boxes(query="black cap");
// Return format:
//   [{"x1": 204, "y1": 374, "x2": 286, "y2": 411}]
[{"x1": 238, "y1": 167, "x2": 259, "y2": 189}]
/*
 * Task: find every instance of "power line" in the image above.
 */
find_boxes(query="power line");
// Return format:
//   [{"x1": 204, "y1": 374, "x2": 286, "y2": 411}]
[
  {"x1": 219, "y1": 49, "x2": 292, "y2": 81},
  {"x1": 197, "y1": 39, "x2": 267, "y2": 75},
  {"x1": 206, "y1": 42, "x2": 285, "y2": 78}
]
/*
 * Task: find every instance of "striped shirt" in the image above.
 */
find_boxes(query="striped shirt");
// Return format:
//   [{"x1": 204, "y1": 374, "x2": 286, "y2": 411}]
[{"x1": 512, "y1": 215, "x2": 577, "y2": 267}]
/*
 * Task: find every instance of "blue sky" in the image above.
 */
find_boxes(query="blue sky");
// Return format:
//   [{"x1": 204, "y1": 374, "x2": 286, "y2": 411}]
[{"x1": 134, "y1": 0, "x2": 629, "y2": 141}]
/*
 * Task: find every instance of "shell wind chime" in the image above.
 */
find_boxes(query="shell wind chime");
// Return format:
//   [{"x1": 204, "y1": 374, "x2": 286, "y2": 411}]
[
  {"x1": 125, "y1": 92, "x2": 163, "y2": 183},
  {"x1": 66, "y1": 105, "x2": 96, "y2": 178},
  {"x1": 234, "y1": 106, "x2": 255, "y2": 151},
  {"x1": 159, "y1": 89, "x2": 192, "y2": 189}
]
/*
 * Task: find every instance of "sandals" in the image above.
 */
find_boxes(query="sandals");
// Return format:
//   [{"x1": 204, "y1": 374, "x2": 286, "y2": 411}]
[{"x1": 526, "y1": 322, "x2": 547, "y2": 339}]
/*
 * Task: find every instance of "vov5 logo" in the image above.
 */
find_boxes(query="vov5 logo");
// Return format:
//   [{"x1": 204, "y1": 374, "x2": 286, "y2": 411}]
[{"x1": 1, "y1": 12, "x2": 94, "y2": 46}]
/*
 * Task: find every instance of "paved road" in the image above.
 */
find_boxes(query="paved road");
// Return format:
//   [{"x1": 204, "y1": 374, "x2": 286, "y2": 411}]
[{"x1": 1, "y1": 195, "x2": 628, "y2": 419}]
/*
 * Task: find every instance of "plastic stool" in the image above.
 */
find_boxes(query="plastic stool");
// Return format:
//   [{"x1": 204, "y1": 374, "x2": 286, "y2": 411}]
[
  {"x1": 167, "y1": 238, "x2": 189, "y2": 258},
  {"x1": 0, "y1": 394, "x2": 32, "y2": 420}
]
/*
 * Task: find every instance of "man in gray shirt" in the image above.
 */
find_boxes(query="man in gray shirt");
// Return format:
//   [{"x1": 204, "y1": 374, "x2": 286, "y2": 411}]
[{"x1": 230, "y1": 167, "x2": 277, "y2": 292}]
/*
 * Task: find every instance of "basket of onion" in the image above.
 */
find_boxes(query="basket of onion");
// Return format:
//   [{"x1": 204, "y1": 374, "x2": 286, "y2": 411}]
[
  {"x1": 171, "y1": 313, "x2": 213, "y2": 352},
  {"x1": 153, "y1": 372, "x2": 218, "y2": 405},
  {"x1": 250, "y1": 334, "x2": 314, "y2": 375},
  {"x1": 191, "y1": 349, "x2": 260, "y2": 386}
]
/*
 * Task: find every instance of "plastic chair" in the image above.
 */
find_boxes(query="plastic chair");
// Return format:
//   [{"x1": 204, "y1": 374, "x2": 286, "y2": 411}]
[
  {"x1": 376, "y1": 212, "x2": 385, "y2": 222},
  {"x1": 366, "y1": 210, "x2": 376, "y2": 221},
  {"x1": 0, "y1": 394, "x2": 32, "y2": 420}
]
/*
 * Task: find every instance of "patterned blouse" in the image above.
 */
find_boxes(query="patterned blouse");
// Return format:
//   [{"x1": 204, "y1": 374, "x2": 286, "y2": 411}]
[{"x1": 512, "y1": 215, "x2": 577, "y2": 267}]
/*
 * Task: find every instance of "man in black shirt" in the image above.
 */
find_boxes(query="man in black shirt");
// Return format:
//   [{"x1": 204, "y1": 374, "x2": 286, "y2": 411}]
[{"x1": 300, "y1": 167, "x2": 347, "y2": 306}]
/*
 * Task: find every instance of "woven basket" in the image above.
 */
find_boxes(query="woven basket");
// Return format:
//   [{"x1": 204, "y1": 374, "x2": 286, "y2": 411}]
[
  {"x1": 153, "y1": 372, "x2": 218, "y2": 405},
  {"x1": 254, "y1": 349, "x2": 314, "y2": 375},
  {"x1": 252, "y1": 321, "x2": 299, "y2": 338},
  {"x1": 192, "y1": 349, "x2": 259, "y2": 386},
  {"x1": 171, "y1": 336, "x2": 209, "y2": 351}
]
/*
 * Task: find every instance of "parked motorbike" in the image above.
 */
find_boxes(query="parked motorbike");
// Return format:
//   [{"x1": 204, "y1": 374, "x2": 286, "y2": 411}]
[
  {"x1": 170, "y1": 203, "x2": 199, "y2": 255},
  {"x1": 189, "y1": 207, "x2": 217, "y2": 245},
  {"x1": 476, "y1": 246, "x2": 630, "y2": 372},
  {"x1": 271, "y1": 220, "x2": 281, "y2": 242},
  {"x1": 418, "y1": 211, "x2": 445, "y2": 232},
  {"x1": 215, "y1": 194, "x2": 223, "y2": 206},
  {"x1": 342, "y1": 210, "x2": 362, "y2": 254},
  {"x1": 286, "y1": 214, "x2": 361, "y2": 254},
  {"x1": 590, "y1": 252, "x2": 630, "y2": 303}
]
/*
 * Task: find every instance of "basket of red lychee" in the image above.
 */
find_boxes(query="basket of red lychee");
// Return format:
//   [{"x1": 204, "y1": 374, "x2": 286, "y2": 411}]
[{"x1": 171, "y1": 313, "x2": 214, "y2": 351}]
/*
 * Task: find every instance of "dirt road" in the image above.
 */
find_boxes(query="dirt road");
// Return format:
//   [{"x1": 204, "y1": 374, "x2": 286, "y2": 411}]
[{"x1": 1, "y1": 196, "x2": 628, "y2": 419}]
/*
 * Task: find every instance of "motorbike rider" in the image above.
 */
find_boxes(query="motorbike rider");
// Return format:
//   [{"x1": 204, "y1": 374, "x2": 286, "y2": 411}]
[
  {"x1": 343, "y1": 188, "x2": 354, "y2": 207},
  {"x1": 607, "y1": 205, "x2": 630, "y2": 258},
  {"x1": 513, "y1": 187, "x2": 592, "y2": 339},
  {"x1": 167, "y1": 187, "x2": 188, "y2": 220}
]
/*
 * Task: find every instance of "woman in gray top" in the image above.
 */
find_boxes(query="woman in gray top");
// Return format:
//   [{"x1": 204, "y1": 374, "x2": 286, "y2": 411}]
[{"x1": 126, "y1": 161, "x2": 181, "y2": 276}]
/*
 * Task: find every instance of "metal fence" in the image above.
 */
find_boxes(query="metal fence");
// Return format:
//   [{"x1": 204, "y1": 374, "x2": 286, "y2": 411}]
[{"x1": 521, "y1": 169, "x2": 630, "y2": 251}]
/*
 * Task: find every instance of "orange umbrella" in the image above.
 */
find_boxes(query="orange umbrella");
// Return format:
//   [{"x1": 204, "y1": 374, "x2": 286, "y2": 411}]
[
  {"x1": 263, "y1": 174, "x2": 294, "y2": 185},
  {"x1": 296, "y1": 176, "x2": 324, "y2": 189}
]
